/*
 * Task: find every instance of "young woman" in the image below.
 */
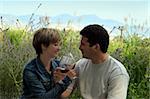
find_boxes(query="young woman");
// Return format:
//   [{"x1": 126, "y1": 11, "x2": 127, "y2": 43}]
[{"x1": 21, "y1": 28, "x2": 75, "y2": 99}]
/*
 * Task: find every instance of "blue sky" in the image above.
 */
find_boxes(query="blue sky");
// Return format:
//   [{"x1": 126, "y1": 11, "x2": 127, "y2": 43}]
[{"x1": 0, "y1": 0, "x2": 149, "y2": 24}]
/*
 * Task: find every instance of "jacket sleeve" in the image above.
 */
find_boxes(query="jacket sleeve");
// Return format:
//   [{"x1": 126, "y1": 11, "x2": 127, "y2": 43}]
[{"x1": 23, "y1": 69, "x2": 70, "y2": 98}]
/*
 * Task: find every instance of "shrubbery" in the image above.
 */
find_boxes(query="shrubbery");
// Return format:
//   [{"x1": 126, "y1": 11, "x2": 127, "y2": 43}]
[
  {"x1": 0, "y1": 27, "x2": 149, "y2": 98},
  {"x1": 109, "y1": 35, "x2": 150, "y2": 99}
]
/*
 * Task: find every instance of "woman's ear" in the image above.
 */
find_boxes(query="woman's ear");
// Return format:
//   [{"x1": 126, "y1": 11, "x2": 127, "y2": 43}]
[{"x1": 41, "y1": 44, "x2": 46, "y2": 51}]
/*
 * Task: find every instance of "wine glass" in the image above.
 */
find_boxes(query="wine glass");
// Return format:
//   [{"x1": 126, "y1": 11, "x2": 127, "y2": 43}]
[
  {"x1": 58, "y1": 53, "x2": 78, "y2": 79},
  {"x1": 59, "y1": 53, "x2": 75, "y2": 70}
]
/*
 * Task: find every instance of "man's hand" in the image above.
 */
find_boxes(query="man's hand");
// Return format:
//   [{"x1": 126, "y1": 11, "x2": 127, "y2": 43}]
[{"x1": 66, "y1": 69, "x2": 77, "y2": 80}]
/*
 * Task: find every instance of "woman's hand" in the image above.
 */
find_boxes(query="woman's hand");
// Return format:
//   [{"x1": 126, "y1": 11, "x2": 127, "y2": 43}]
[
  {"x1": 53, "y1": 68, "x2": 66, "y2": 83},
  {"x1": 54, "y1": 67, "x2": 77, "y2": 83}
]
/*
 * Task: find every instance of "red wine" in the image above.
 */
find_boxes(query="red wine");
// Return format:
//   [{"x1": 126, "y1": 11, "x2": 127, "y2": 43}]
[
  {"x1": 57, "y1": 67, "x2": 69, "y2": 73},
  {"x1": 60, "y1": 69, "x2": 69, "y2": 73}
]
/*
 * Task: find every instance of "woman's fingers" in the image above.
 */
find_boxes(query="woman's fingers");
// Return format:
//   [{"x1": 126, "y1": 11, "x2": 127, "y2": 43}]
[{"x1": 53, "y1": 70, "x2": 66, "y2": 82}]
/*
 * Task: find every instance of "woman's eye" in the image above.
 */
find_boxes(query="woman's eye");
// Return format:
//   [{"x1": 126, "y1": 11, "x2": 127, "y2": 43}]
[
  {"x1": 54, "y1": 44, "x2": 57, "y2": 46},
  {"x1": 54, "y1": 43, "x2": 59, "y2": 46}
]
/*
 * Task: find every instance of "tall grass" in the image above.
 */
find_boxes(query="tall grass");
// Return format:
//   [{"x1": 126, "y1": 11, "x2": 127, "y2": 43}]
[
  {"x1": 0, "y1": 27, "x2": 149, "y2": 98},
  {"x1": 109, "y1": 35, "x2": 150, "y2": 99},
  {"x1": 0, "y1": 14, "x2": 149, "y2": 98},
  {"x1": 0, "y1": 28, "x2": 35, "y2": 98}
]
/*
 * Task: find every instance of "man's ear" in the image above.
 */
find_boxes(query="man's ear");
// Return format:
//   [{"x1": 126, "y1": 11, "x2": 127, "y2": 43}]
[{"x1": 92, "y1": 44, "x2": 100, "y2": 50}]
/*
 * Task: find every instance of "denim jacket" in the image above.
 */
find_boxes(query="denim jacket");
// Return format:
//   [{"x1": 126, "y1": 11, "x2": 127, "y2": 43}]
[{"x1": 21, "y1": 57, "x2": 71, "y2": 99}]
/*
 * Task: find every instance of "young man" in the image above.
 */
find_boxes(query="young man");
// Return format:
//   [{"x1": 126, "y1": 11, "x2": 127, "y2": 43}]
[
  {"x1": 62, "y1": 24, "x2": 129, "y2": 99},
  {"x1": 77, "y1": 24, "x2": 129, "y2": 99}
]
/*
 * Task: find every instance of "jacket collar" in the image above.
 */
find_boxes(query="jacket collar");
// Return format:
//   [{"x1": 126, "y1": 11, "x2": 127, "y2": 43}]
[
  {"x1": 36, "y1": 56, "x2": 47, "y2": 74},
  {"x1": 35, "y1": 56, "x2": 59, "y2": 74}
]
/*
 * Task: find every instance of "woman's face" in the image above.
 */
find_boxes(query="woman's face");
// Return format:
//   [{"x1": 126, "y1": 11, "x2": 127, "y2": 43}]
[{"x1": 43, "y1": 42, "x2": 61, "y2": 58}]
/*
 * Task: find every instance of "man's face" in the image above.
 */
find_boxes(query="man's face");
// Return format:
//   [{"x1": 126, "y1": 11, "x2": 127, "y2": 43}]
[{"x1": 79, "y1": 36, "x2": 93, "y2": 59}]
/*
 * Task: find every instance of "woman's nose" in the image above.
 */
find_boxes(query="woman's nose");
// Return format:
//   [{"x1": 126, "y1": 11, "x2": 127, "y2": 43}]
[{"x1": 58, "y1": 46, "x2": 61, "y2": 51}]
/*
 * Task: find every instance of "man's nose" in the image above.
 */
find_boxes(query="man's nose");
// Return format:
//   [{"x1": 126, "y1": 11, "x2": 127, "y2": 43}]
[{"x1": 79, "y1": 45, "x2": 82, "y2": 50}]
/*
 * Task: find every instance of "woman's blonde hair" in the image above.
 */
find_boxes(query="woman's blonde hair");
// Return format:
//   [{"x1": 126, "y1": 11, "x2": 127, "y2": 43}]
[{"x1": 32, "y1": 28, "x2": 60, "y2": 55}]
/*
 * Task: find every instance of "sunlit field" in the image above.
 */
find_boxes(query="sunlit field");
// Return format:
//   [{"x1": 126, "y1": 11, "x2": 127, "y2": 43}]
[{"x1": 0, "y1": 12, "x2": 149, "y2": 99}]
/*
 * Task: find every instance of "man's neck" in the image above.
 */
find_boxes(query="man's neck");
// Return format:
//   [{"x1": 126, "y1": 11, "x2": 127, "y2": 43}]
[{"x1": 91, "y1": 53, "x2": 108, "y2": 64}]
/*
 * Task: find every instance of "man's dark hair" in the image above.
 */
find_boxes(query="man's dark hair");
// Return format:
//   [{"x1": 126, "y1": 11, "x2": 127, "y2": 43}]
[
  {"x1": 80, "y1": 24, "x2": 109, "y2": 53},
  {"x1": 33, "y1": 28, "x2": 60, "y2": 56}
]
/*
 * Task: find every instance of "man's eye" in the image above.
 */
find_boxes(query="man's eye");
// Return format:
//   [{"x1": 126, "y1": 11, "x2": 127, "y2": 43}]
[{"x1": 81, "y1": 42, "x2": 85, "y2": 46}]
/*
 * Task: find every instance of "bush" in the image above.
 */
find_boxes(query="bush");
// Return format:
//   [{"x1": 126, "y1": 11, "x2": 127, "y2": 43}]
[
  {"x1": 109, "y1": 35, "x2": 150, "y2": 99},
  {"x1": 0, "y1": 29, "x2": 35, "y2": 98},
  {"x1": 122, "y1": 36, "x2": 150, "y2": 99},
  {"x1": 58, "y1": 29, "x2": 81, "y2": 61},
  {"x1": 0, "y1": 28, "x2": 149, "y2": 98}
]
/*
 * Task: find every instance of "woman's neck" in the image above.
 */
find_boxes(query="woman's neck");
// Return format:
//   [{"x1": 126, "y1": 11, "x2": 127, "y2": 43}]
[{"x1": 40, "y1": 54, "x2": 52, "y2": 71}]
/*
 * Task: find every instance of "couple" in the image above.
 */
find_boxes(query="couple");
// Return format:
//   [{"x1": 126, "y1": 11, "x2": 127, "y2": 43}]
[{"x1": 21, "y1": 24, "x2": 129, "y2": 99}]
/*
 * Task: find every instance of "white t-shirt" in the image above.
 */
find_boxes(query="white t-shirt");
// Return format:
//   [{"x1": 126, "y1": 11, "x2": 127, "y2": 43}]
[{"x1": 76, "y1": 55, "x2": 129, "y2": 99}]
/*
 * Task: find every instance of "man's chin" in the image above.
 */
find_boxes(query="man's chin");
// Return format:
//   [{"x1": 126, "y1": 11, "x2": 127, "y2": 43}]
[
  {"x1": 82, "y1": 55, "x2": 88, "y2": 59},
  {"x1": 81, "y1": 53, "x2": 89, "y2": 59}
]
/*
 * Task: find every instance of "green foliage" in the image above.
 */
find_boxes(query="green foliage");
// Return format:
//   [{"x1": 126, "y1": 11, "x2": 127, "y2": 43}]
[
  {"x1": 122, "y1": 35, "x2": 150, "y2": 99},
  {"x1": 109, "y1": 35, "x2": 150, "y2": 99},
  {"x1": 0, "y1": 27, "x2": 149, "y2": 98},
  {"x1": 58, "y1": 29, "x2": 82, "y2": 61},
  {"x1": 0, "y1": 29, "x2": 35, "y2": 98},
  {"x1": 4, "y1": 29, "x2": 25, "y2": 46}
]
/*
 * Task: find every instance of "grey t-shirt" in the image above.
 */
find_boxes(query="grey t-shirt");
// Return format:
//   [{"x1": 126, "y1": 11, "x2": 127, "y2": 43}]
[{"x1": 76, "y1": 55, "x2": 129, "y2": 99}]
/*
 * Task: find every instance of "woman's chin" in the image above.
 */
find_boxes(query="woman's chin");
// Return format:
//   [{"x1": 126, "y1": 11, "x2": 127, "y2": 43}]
[{"x1": 54, "y1": 54, "x2": 58, "y2": 57}]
